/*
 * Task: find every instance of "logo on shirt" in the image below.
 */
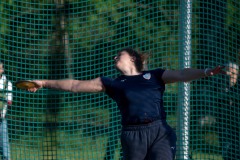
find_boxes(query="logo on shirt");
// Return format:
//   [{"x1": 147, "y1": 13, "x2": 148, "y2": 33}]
[
  {"x1": 143, "y1": 73, "x2": 151, "y2": 80},
  {"x1": 121, "y1": 79, "x2": 126, "y2": 82}
]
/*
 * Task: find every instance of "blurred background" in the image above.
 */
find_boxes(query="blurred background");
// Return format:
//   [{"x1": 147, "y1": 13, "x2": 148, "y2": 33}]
[{"x1": 0, "y1": 0, "x2": 239, "y2": 159}]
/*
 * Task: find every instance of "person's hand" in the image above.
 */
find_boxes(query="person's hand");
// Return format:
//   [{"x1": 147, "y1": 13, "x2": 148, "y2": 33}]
[
  {"x1": 205, "y1": 66, "x2": 226, "y2": 76},
  {"x1": 7, "y1": 100, "x2": 12, "y2": 106},
  {"x1": 28, "y1": 80, "x2": 44, "y2": 92}
]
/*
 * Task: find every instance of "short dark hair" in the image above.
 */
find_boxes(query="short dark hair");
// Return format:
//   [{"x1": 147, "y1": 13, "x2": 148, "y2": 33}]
[{"x1": 118, "y1": 47, "x2": 143, "y2": 72}]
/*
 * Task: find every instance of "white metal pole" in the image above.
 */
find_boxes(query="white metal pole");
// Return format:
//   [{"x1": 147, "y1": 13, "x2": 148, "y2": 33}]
[{"x1": 177, "y1": 0, "x2": 192, "y2": 159}]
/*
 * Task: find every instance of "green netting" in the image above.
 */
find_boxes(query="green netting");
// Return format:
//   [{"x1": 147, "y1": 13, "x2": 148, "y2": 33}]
[{"x1": 0, "y1": 0, "x2": 239, "y2": 160}]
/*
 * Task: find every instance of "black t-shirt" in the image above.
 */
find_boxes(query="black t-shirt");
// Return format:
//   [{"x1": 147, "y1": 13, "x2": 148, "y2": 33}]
[{"x1": 101, "y1": 68, "x2": 166, "y2": 125}]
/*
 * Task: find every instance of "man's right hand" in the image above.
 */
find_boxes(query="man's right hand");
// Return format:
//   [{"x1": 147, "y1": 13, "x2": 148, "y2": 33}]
[{"x1": 28, "y1": 80, "x2": 44, "y2": 92}]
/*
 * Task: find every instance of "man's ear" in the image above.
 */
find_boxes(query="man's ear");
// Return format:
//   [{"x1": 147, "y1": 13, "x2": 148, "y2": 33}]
[{"x1": 131, "y1": 56, "x2": 136, "y2": 62}]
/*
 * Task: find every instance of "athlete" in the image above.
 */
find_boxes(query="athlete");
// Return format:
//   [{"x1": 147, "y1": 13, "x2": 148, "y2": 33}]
[
  {"x1": 0, "y1": 62, "x2": 12, "y2": 160},
  {"x1": 217, "y1": 62, "x2": 240, "y2": 160},
  {"x1": 28, "y1": 48, "x2": 225, "y2": 160}
]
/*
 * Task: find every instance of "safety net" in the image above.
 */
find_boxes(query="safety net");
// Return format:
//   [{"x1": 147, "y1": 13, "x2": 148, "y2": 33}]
[{"x1": 0, "y1": 0, "x2": 239, "y2": 159}]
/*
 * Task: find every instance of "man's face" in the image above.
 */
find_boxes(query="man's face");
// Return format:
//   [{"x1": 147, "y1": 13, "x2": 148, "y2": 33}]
[
  {"x1": 0, "y1": 64, "x2": 4, "y2": 75},
  {"x1": 226, "y1": 65, "x2": 239, "y2": 86},
  {"x1": 226, "y1": 66, "x2": 238, "y2": 77}
]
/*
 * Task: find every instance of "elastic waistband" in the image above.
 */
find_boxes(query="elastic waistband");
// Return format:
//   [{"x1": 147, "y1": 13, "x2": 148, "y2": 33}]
[
  {"x1": 122, "y1": 116, "x2": 162, "y2": 125},
  {"x1": 122, "y1": 119, "x2": 167, "y2": 131}
]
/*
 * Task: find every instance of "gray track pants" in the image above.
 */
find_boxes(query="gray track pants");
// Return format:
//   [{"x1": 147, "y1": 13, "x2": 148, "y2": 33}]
[
  {"x1": 0, "y1": 119, "x2": 10, "y2": 160},
  {"x1": 121, "y1": 120, "x2": 177, "y2": 160}
]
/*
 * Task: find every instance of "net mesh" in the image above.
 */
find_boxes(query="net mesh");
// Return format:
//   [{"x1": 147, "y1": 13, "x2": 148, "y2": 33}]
[{"x1": 0, "y1": 0, "x2": 239, "y2": 159}]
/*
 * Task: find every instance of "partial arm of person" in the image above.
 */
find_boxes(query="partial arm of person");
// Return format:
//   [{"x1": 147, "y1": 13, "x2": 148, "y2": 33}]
[
  {"x1": 1, "y1": 80, "x2": 12, "y2": 118},
  {"x1": 28, "y1": 77, "x2": 105, "y2": 93},
  {"x1": 162, "y1": 66, "x2": 226, "y2": 84},
  {"x1": 7, "y1": 80, "x2": 12, "y2": 105}
]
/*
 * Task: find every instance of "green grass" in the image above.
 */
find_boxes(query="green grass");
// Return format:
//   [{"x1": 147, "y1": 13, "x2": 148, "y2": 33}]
[
  {"x1": 11, "y1": 135, "x2": 121, "y2": 160},
  {"x1": 10, "y1": 142, "x2": 223, "y2": 160},
  {"x1": 192, "y1": 152, "x2": 223, "y2": 160}
]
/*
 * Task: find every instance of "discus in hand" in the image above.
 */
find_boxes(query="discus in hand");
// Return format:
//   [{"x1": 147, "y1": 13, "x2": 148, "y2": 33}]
[{"x1": 15, "y1": 80, "x2": 38, "y2": 90}]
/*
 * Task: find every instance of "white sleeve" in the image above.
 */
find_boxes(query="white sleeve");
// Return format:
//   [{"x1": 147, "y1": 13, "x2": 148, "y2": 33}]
[{"x1": 7, "y1": 81, "x2": 13, "y2": 102}]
